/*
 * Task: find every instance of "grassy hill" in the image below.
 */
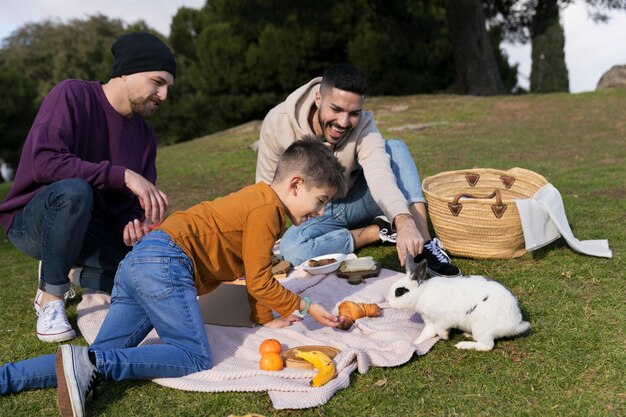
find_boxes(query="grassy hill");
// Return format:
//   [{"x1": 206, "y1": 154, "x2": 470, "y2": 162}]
[{"x1": 0, "y1": 90, "x2": 624, "y2": 416}]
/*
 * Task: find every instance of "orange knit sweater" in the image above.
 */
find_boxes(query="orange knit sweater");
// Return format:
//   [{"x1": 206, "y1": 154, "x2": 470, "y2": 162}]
[{"x1": 157, "y1": 182, "x2": 300, "y2": 324}]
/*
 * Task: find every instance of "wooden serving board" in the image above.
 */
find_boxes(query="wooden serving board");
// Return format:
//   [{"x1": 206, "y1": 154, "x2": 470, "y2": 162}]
[
  {"x1": 282, "y1": 345, "x2": 341, "y2": 369},
  {"x1": 336, "y1": 262, "x2": 382, "y2": 284}
]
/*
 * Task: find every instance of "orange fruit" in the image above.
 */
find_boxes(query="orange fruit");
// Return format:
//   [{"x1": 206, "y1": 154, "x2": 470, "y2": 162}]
[
  {"x1": 259, "y1": 338, "x2": 282, "y2": 355},
  {"x1": 259, "y1": 352, "x2": 284, "y2": 371}
]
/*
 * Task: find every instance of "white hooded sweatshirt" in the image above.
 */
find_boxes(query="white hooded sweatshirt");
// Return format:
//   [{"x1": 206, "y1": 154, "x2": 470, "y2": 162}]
[{"x1": 255, "y1": 77, "x2": 410, "y2": 224}]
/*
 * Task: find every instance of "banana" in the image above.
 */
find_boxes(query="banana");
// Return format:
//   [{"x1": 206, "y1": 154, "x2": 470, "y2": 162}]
[{"x1": 294, "y1": 349, "x2": 336, "y2": 387}]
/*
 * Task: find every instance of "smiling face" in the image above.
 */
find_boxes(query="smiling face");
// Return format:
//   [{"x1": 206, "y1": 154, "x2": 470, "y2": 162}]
[
  {"x1": 284, "y1": 178, "x2": 337, "y2": 226},
  {"x1": 123, "y1": 71, "x2": 174, "y2": 119},
  {"x1": 314, "y1": 87, "x2": 365, "y2": 146}
]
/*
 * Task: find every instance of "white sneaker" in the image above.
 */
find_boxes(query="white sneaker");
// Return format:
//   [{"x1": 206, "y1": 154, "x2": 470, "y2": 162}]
[{"x1": 36, "y1": 300, "x2": 76, "y2": 343}]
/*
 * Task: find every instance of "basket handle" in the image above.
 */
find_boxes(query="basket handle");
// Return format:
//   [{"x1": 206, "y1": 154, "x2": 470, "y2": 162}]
[
  {"x1": 447, "y1": 188, "x2": 508, "y2": 219},
  {"x1": 464, "y1": 172, "x2": 516, "y2": 189}
]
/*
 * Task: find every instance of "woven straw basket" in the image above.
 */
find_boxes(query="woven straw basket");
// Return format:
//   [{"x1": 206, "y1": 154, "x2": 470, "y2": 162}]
[{"x1": 422, "y1": 167, "x2": 549, "y2": 259}]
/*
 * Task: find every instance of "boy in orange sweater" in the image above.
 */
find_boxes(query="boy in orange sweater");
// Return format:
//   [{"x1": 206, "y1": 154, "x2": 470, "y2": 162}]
[{"x1": 0, "y1": 136, "x2": 346, "y2": 417}]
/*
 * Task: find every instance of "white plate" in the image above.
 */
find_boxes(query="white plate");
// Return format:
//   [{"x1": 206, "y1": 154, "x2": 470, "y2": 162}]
[{"x1": 300, "y1": 253, "x2": 347, "y2": 275}]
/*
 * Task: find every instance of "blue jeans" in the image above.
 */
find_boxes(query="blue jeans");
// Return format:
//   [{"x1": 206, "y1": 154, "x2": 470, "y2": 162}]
[
  {"x1": 279, "y1": 139, "x2": 425, "y2": 265},
  {"x1": 0, "y1": 230, "x2": 212, "y2": 394},
  {"x1": 7, "y1": 178, "x2": 130, "y2": 295}
]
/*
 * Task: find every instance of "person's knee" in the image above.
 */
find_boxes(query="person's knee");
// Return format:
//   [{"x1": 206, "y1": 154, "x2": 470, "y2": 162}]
[
  {"x1": 190, "y1": 351, "x2": 212, "y2": 372},
  {"x1": 278, "y1": 233, "x2": 307, "y2": 265},
  {"x1": 54, "y1": 179, "x2": 93, "y2": 215},
  {"x1": 385, "y1": 138, "x2": 408, "y2": 152},
  {"x1": 58, "y1": 178, "x2": 93, "y2": 200}
]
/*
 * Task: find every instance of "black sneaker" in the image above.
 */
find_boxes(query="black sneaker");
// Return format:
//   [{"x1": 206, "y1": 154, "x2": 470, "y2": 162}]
[
  {"x1": 371, "y1": 215, "x2": 397, "y2": 244},
  {"x1": 415, "y1": 238, "x2": 462, "y2": 277}
]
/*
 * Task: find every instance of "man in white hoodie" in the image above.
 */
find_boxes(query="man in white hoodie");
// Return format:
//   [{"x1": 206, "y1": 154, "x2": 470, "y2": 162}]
[{"x1": 256, "y1": 63, "x2": 460, "y2": 276}]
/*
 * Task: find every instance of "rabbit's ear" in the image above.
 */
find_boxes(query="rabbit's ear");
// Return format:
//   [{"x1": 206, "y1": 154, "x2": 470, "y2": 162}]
[
  {"x1": 409, "y1": 259, "x2": 428, "y2": 283},
  {"x1": 404, "y1": 254, "x2": 415, "y2": 276}
]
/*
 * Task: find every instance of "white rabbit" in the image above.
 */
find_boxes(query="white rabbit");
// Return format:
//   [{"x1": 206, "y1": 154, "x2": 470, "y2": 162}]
[{"x1": 387, "y1": 256, "x2": 530, "y2": 351}]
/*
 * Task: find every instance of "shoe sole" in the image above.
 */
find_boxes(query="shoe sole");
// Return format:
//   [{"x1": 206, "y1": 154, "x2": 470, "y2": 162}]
[
  {"x1": 38, "y1": 329, "x2": 77, "y2": 343},
  {"x1": 56, "y1": 346, "x2": 80, "y2": 417}
]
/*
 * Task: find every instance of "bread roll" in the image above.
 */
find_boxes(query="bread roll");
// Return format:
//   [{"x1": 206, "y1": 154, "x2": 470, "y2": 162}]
[{"x1": 337, "y1": 301, "x2": 381, "y2": 330}]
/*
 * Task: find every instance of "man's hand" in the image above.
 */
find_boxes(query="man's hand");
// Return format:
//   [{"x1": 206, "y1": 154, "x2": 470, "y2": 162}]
[
  {"x1": 124, "y1": 169, "x2": 169, "y2": 224},
  {"x1": 393, "y1": 213, "x2": 425, "y2": 266},
  {"x1": 123, "y1": 219, "x2": 152, "y2": 246}
]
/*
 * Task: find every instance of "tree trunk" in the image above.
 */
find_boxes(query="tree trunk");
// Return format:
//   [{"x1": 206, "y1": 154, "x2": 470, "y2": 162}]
[
  {"x1": 530, "y1": 0, "x2": 569, "y2": 93},
  {"x1": 444, "y1": 0, "x2": 506, "y2": 95}
]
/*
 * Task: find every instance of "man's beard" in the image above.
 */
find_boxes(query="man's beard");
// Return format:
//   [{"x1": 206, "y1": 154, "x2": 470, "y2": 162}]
[
  {"x1": 318, "y1": 111, "x2": 350, "y2": 145},
  {"x1": 129, "y1": 95, "x2": 159, "y2": 119}
]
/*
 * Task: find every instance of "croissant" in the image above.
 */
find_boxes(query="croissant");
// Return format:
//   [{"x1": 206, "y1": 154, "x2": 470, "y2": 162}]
[{"x1": 337, "y1": 301, "x2": 381, "y2": 330}]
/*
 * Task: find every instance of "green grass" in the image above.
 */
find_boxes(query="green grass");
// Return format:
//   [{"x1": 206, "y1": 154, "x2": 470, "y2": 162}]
[{"x1": 1, "y1": 90, "x2": 624, "y2": 416}]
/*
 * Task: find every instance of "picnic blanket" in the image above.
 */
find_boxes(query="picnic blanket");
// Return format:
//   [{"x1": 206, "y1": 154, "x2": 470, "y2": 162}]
[{"x1": 76, "y1": 265, "x2": 437, "y2": 410}]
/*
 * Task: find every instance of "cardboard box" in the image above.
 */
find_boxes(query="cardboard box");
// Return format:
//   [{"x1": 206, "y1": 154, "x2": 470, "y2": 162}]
[{"x1": 197, "y1": 280, "x2": 256, "y2": 327}]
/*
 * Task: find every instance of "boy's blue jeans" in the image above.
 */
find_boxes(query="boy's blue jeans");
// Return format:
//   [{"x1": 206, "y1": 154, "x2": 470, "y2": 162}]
[
  {"x1": 0, "y1": 230, "x2": 212, "y2": 393},
  {"x1": 7, "y1": 178, "x2": 130, "y2": 295},
  {"x1": 279, "y1": 139, "x2": 426, "y2": 265}
]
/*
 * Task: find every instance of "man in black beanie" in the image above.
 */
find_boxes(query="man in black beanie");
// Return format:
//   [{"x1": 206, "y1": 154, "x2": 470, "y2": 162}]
[{"x1": 0, "y1": 32, "x2": 176, "y2": 343}]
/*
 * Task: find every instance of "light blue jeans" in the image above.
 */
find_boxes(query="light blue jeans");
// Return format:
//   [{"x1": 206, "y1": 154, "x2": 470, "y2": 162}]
[
  {"x1": 0, "y1": 230, "x2": 212, "y2": 394},
  {"x1": 279, "y1": 139, "x2": 425, "y2": 265}
]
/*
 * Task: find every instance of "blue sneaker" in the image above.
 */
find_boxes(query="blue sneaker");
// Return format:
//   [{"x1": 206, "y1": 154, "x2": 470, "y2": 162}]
[{"x1": 56, "y1": 345, "x2": 101, "y2": 417}]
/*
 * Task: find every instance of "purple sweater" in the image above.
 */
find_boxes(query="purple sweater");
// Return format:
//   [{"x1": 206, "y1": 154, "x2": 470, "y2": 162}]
[{"x1": 0, "y1": 80, "x2": 158, "y2": 237}]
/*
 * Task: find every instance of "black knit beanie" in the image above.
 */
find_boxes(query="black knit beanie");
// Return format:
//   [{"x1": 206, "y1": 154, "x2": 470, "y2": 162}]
[{"x1": 110, "y1": 32, "x2": 176, "y2": 79}]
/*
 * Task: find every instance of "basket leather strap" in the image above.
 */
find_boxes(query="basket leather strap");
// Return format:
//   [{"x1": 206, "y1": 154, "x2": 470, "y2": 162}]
[
  {"x1": 465, "y1": 173, "x2": 480, "y2": 186},
  {"x1": 464, "y1": 172, "x2": 516, "y2": 189},
  {"x1": 448, "y1": 189, "x2": 508, "y2": 219}
]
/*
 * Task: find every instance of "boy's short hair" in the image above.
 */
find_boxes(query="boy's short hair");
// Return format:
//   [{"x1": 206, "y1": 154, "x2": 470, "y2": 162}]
[
  {"x1": 273, "y1": 135, "x2": 346, "y2": 197},
  {"x1": 320, "y1": 63, "x2": 367, "y2": 96}
]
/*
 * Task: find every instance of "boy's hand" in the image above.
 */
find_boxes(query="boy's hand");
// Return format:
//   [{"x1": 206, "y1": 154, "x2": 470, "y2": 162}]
[
  {"x1": 309, "y1": 303, "x2": 344, "y2": 328},
  {"x1": 123, "y1": 219, "x2": 152, "y2": 246},
  {"x1": 263, "y1": 315, "x2": 301, "y2": 328}
]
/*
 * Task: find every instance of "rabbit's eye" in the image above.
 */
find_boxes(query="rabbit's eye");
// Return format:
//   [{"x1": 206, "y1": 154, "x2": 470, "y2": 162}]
[{"x1": 395, "y1": 287, "x2": 409, "y2": 297}]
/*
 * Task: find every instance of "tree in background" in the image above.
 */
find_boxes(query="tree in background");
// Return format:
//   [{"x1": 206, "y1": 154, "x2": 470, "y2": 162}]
[
  {"x1": 0, "y1": 16, "x2": 127, "y2": 101},
  {"x1": 346, "y1": 0, "x2": 454, "y2": 95},
  {"x1": 0, "y1": 68, "x2": 37, "y2": 166},
  {"x1": 444, "y1": 0, "x2": 506, "y2": 95},
  {"x1": 530, "y1": 0, "x2": 569, "y2": 92},
  {"x1": 488, "y1": 0, "x2": 626, "y2": 94},
  {"x1": 165, "y1": 0, "x2": 461, "y2": 140}
]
